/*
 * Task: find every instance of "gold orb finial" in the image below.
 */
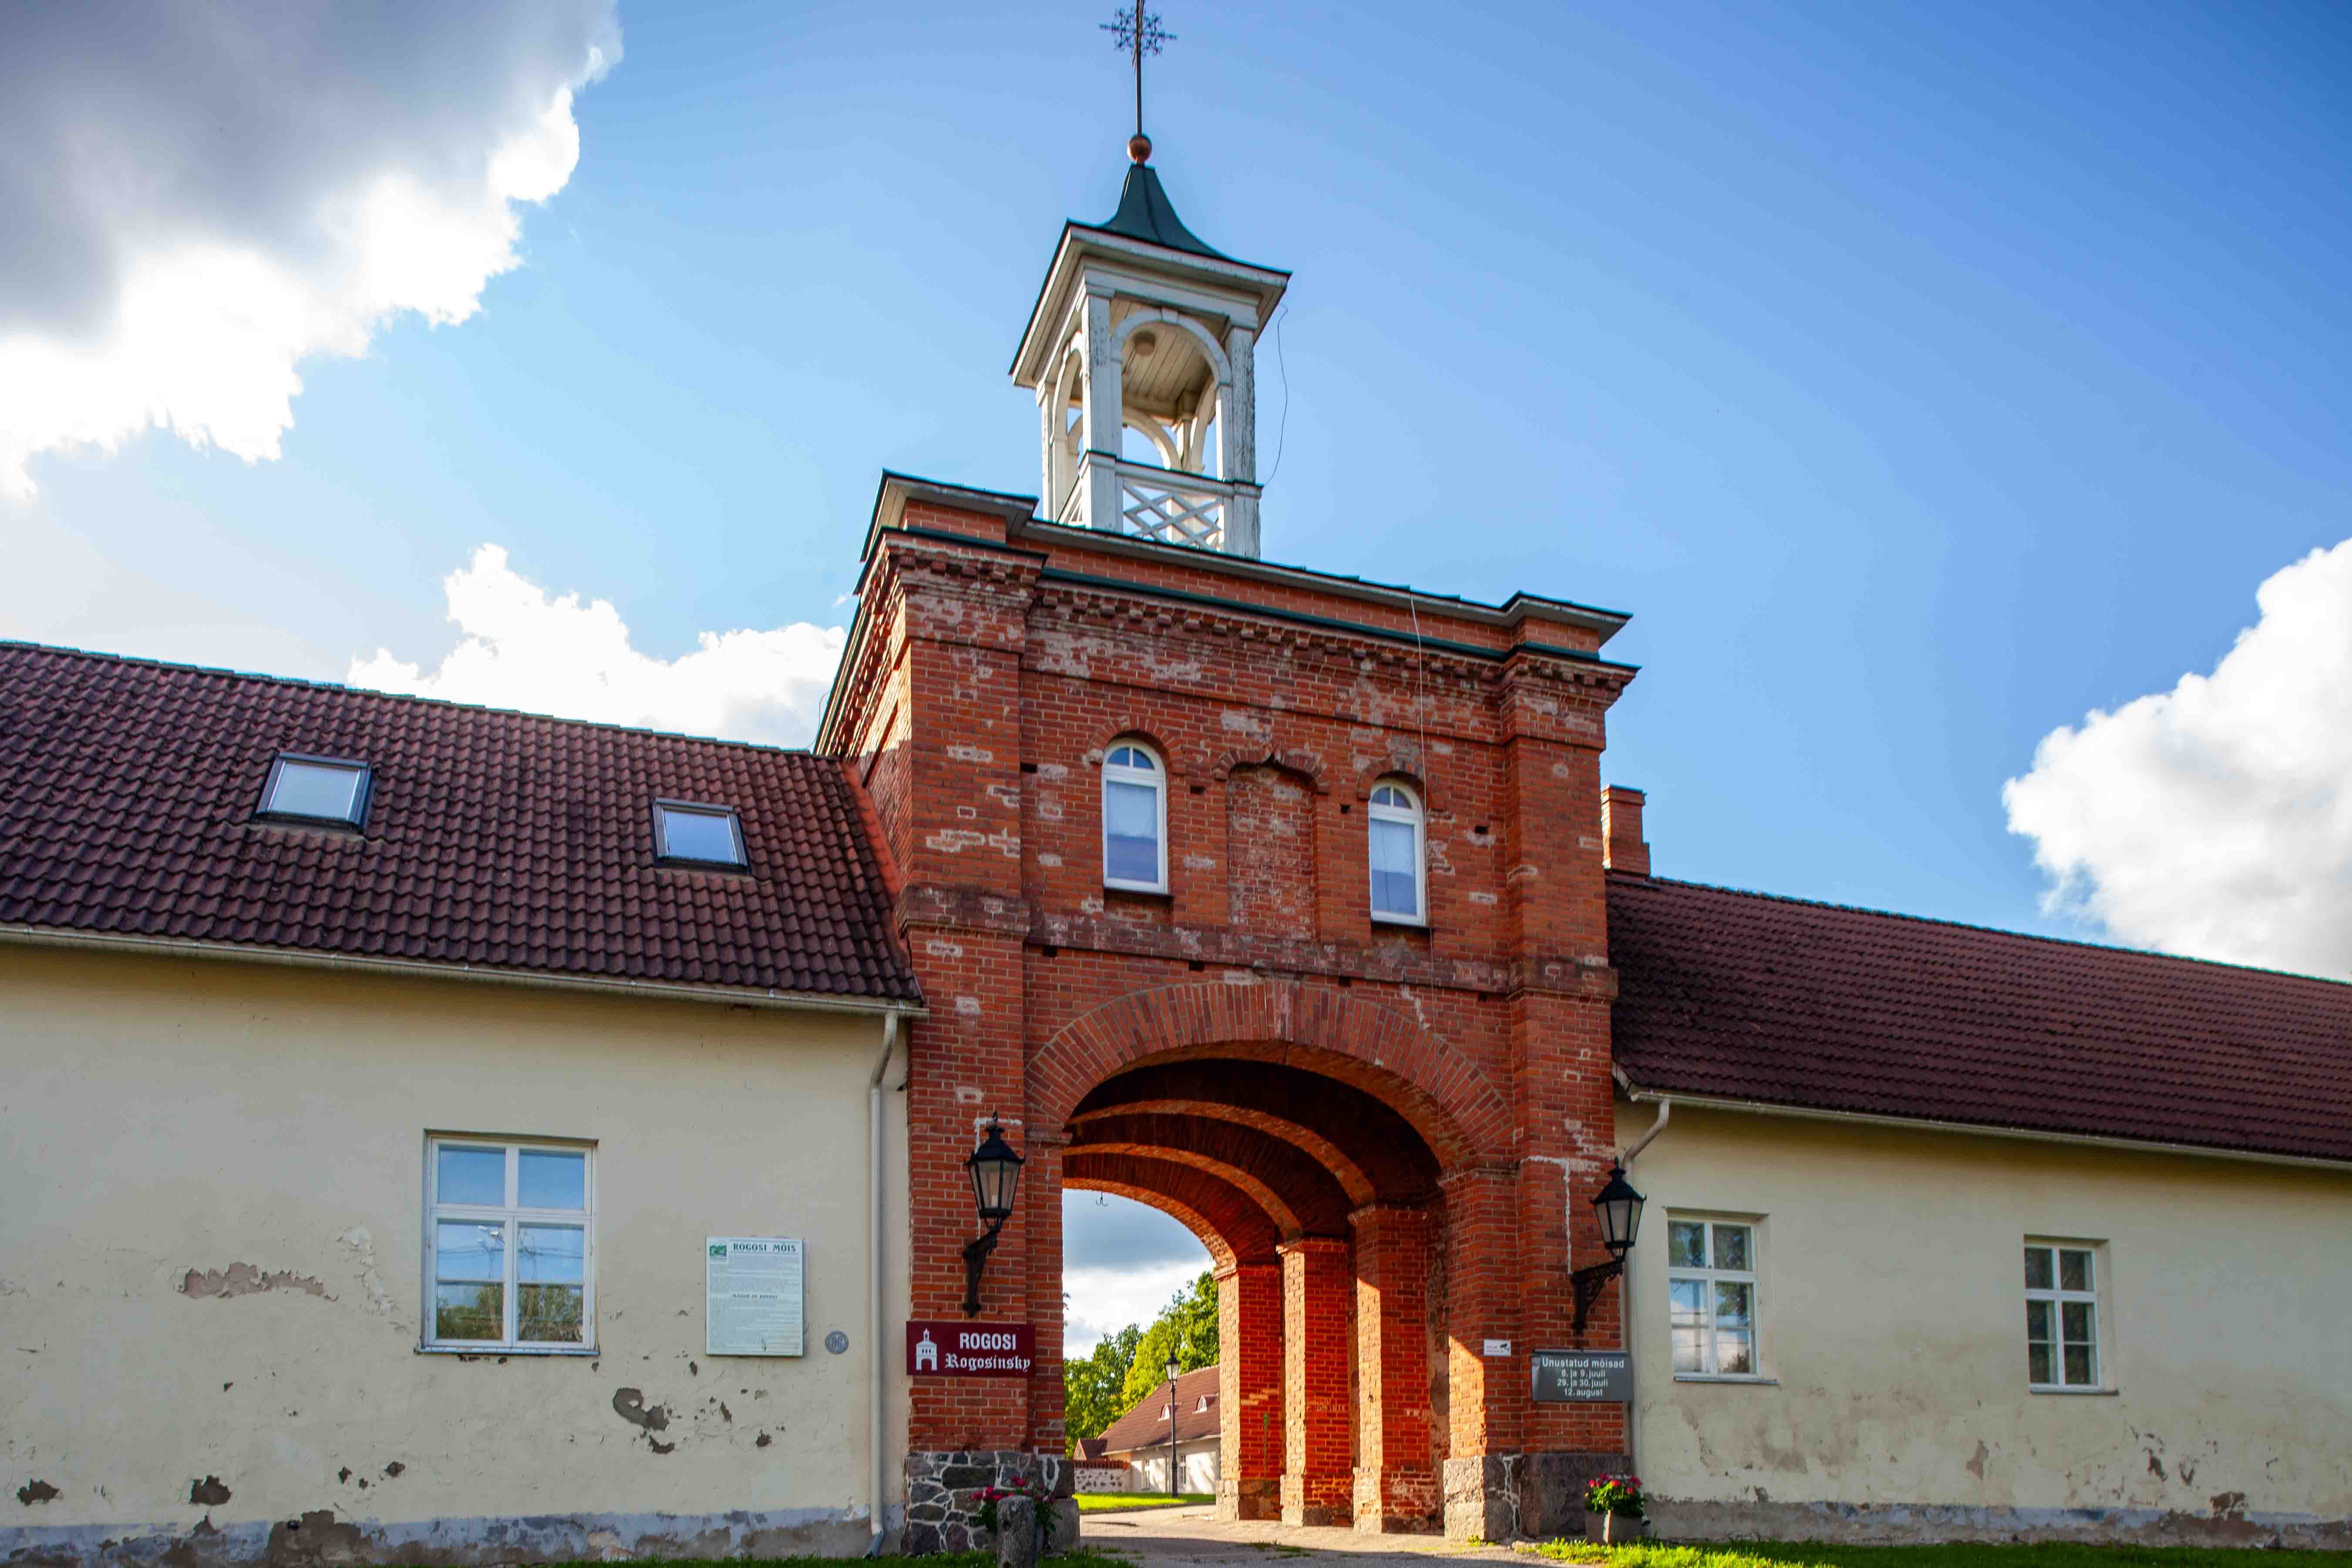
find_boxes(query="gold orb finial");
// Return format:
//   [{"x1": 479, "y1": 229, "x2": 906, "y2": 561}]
[{"x1": 1129, "y1": 132, "x2": 1153, "y2": 165}]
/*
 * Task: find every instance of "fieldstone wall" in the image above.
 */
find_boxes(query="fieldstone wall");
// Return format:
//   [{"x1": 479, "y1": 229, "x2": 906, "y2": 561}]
[{"x1": 902, "y1": 1451, "x2": 1077, "y2": 1557}]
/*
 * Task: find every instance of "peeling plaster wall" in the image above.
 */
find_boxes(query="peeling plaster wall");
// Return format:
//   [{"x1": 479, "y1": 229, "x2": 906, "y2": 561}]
[
  {"x1": 0, "y1": 948, "x2": 912, "y2": 1561},
  {"x1": 1616, "y1": 1102, "x2": 2352, "y2": 1544}
]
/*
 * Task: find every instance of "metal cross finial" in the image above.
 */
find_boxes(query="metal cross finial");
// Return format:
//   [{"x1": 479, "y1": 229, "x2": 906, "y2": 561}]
[{"x1": 1101, "y1": 2, "x2": 1173, "y2": 162}]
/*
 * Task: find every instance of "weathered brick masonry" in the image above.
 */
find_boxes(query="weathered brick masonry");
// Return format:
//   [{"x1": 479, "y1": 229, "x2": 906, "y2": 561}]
[{"x1": 818, "y1": 475, "x2": 1640, "y2": 1541}]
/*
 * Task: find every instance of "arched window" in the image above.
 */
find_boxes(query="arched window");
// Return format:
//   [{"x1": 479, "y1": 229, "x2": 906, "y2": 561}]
[
  {"x1": 1102, "y1": 741, "x2": 1168, "y2": 892},
  {"x1": 1368, "y1": 780, "x2": 1424, "y2": 923}
]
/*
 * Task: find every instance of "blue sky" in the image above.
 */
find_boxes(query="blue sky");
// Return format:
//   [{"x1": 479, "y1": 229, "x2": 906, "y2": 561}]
[{"x1": 8, "y1": 1, "x2": 2351, "y2": 1335}]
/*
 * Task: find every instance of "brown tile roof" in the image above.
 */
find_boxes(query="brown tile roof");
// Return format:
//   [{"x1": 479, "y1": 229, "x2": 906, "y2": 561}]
[
  {"x1": 1097, "y1": 1364, "x2": 1220, "y2": 1454},
  {"x1": 1607, "y1": 872, "x2": 2352, "y2": 1165},
  {"x1": 0, "y1": 642, "x2": 920, "y2": 1005}
]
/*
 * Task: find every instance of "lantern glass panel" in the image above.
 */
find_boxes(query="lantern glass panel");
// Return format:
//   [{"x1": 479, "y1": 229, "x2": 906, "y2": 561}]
[
  {"x1": 1591, "y1": 1166, "x2": 1645, "y2": 1257},
  {"x1": 967, "y1": 1126, "x2": 1023, "y2": 1221}
]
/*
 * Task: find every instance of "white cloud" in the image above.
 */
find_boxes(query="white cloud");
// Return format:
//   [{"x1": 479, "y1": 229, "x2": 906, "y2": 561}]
[
  {"x1": 1065, "y1": 1261, "x2": 1209, "y2": 1358},
  {"x1": 0, "y1": 1, "x2": 619, "y2": 499},
  {"x1": 2004, "y1": 537, "x2": 2352, "y2": 977},
  {"x1": 349, "y1": 545, "x2": 846, "y2": 746}
]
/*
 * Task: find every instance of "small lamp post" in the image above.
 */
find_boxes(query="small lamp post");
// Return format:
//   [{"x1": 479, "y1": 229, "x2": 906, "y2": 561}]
[
  {"x1": 1165, "y1": 1351, "x2": 1182, "y2": 1497},
  {"x1": 1570, "y1": 1162, "x2": 1647, "y2": 1338},
  {"x1": 959, "y1": 1118, "x2": 1024, "y2": 1316}
]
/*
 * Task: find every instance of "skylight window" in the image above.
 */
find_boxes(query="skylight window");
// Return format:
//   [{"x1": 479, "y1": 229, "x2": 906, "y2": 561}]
[
  {"x1": 652, "y1": 801, "x2": 746, "y2": 868},
  {"x1": 258, "y1": 754, "x2": 372, "y2": 827}
]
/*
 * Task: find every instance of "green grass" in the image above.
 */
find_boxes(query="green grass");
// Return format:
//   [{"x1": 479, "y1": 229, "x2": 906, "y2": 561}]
[
  {"x1": 1527, "y1": 1543, "x2": 2352, "y2": 1568},
  {"x1": 1074, "y1": 1491, "x2": 1214, "y2": 1514}
]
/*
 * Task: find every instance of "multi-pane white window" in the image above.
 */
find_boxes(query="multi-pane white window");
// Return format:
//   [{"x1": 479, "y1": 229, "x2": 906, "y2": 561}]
[
  {"x1": 1668, "y1": 1216, "x2": 1759, "y2": 1377},
  {"x1": 1102, "y1": 742, "x2": 1168, "y2": 892},
  {"x1": 1367, "y1": 781, "x2": 1425, "y2": 923},
  {"x1": 425, "y1": 1137, "x2": 595, "y2": 1352},
  {"x1": 2024, "y1": 1241, "x2": 2103, "y2": 1389}
]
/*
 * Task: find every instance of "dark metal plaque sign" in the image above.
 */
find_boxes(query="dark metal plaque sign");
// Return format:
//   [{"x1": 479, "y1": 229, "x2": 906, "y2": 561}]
[
  {"x1": 1531, "y1": 1348, "x2": 1633, "y2": 1403},
  {"x1": 906, "y1": 1320, "x2": 1035, "y2": 1377}
]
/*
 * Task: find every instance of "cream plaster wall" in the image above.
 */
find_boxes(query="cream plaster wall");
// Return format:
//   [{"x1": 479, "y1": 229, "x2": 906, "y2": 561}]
[
  {"x1": 1614, "y1": 1100, "x2": 2352, "y2": 1542},
  {"x1": 0, "y1": 947, "x2": 912, "y2": 1559}
]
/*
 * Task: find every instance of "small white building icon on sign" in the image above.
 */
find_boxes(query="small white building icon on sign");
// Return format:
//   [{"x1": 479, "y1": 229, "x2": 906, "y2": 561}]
[{"x1": 916, "y1": 1329, "x2": 938, "y2": 1372}]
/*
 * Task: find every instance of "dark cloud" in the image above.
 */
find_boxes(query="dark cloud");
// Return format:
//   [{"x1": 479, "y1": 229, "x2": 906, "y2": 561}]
[
  {"x1": 0, "y1": 0, "x2": 617, "y2": 495},
  {"x1": 1062, "y1": 1190, "x2": 1213, "y2": 1272},
  {"x1": 0, "y1": 0, "x2": 615, "y2": 336}
]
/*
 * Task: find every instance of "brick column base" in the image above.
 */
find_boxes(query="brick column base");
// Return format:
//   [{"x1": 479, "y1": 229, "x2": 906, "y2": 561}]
[{"x1": 1279, "y1": 1238, "x2": 1353, "y2": 1528}]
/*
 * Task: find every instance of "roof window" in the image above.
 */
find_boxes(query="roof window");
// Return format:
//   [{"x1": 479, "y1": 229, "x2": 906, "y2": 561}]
[
  {"x1": 653, "y1": 800, "x2": 746, "y2": 869},
  {"x1": 258, "y1": 754, "x2": 372, "y2": 828}
]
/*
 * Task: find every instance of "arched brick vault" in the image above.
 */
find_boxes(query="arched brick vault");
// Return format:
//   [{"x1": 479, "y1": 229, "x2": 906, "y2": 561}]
[
  {"x1": 1075, "y1": 1140, "x2": 1308, "y2": 1237},
  {"x1": 1074, "y1": 1061, "x2": 1442, "y2": 1207},
  {"x1": 1079, "y1": 1100, "x2": 1376, "y2": 1208},
  {"x1": 1068, "y1": 1112, "x2": 1356, "y2": 1238},
  {"x1": 1031, "y1": 978, "x2": 1504, "y2": 1168},
  {"x1": 1063, "y1": 1152, "x2": 1284, "y2": 1267}
]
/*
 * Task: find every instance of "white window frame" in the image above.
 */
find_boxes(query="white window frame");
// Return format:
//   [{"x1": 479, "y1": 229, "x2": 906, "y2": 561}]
[
  {"x1": 1367, "y1": 779, "x2": 1426, "y2": 925},
  {"x1": 1101, "y1": 741, "x2": 1169, "y2": 894},
  {"x1": 2024, "y1": 1239, "x2": 2108, "y2": 1392},
  {"x1": 421, "y1": 1134, "x2": 598, "y2": 1356},
  {"x1": 1665, "y1": 1213, "x2": 1764, "y2": 1381}
]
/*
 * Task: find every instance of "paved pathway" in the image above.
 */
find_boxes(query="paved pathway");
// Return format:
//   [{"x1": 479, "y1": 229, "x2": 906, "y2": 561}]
[{"x1": 1080, "y1": 1504, "x2": 1545, "y2": 1568}]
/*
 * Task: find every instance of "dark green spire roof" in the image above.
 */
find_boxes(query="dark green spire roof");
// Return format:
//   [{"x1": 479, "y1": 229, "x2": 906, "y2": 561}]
[{"x1": 1090, "y1": 162, "x2": 1229, "y2": 260}]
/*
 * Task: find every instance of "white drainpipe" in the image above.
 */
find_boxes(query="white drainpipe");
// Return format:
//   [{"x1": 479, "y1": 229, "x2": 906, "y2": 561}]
[
  {"x1": 867, "y1": 1011, "x2": 902, "y2": 1555},
  {"x1": 1615, "y1": 1096, "x2": 1671, "y2": 1489}
]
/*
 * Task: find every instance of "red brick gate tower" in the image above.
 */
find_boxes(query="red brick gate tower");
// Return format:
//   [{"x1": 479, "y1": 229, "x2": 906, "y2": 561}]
[{"x1": 816, "y1": 145, "x2": 1639, "y2": 1548}]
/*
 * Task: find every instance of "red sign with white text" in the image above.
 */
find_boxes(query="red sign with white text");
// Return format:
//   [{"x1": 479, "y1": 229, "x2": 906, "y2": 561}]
[{"x1": 906, "y1": 1320, "x2": 1035, "y2": 1377}]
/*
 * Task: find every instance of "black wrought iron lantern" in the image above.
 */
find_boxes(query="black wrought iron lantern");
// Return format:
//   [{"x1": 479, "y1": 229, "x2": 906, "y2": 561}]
[
  {"x1": 1590, "y1": 1162, "x2": 1645, "y2": 1259},
  {"x1": 960, "y1": 1117, "x2": 1024, "y2": 1316},
  {"x1": 967, "y1": 1118, "x2": 1024, "y2": 1224},
  {"x1": 1570, "y1": 1161, "x2": 1648, "y2": 1337}
]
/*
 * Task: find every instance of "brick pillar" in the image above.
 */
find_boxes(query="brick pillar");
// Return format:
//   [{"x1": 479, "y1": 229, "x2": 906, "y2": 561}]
[
  {"x1": 1351, "y1": 1205, "x2": 1438, "y2": 1532},
  {"x1": 1279, "y1": 1237, "x2": 1353, "y2": 1527},
  {"x1": 1439, "y1": 1167, "x2": 1520, "y2": 1541},
  {"x1": 1216, "y1": 1260, "x2": 1284, "y2": 1522}
]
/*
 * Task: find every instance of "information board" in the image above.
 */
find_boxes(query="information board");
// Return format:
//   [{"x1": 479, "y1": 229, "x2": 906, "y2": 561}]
[
  {"x1": 706, "y1": 1237, "x2": 805, "y2": 1356},
  {"x1": 1530, "y1": 1348, "x2": 1633, "y2": 1403},
  {"x1": 906, "y1": 1320, "x2": 1035, "y2": 1377}
]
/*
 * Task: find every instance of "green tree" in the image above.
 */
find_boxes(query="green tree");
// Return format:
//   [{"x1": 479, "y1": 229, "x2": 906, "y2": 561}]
[
  {"x1": 1117, "y1": 1270, "x2": 1219, "y2": 1410},
  {"x1": 1063, "y1": 1322, "x2": 1141, "y2": 1445}
]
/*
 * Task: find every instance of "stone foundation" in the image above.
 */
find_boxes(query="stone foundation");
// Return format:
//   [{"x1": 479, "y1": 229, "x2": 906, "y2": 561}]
[
  {"x1": 1645, "y1": 1497, "x2": 2352, "y2": 1552},
  {"x1": 902, "y1": 1451, "x2": 1077, "y2": 1557},
  {"x1": 0, "y1": 1505, "x2": 894, "y2": 1566},
  {"x1": 1216, "y1": 1475, "x2": 1280, "y2": 1521},
  {"x1": 1517, "y1": 1452, "x2": 1631, "y2": 1541},
  {"x1": 1442, "y1": 1454, "x2": 1516, "y2": 1542}
]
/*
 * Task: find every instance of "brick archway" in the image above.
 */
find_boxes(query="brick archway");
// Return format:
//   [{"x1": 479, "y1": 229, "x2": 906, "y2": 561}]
[
  {"x1": 1031, "y1": 978, "x2": 1507, "y2": 1169},
  {"x1": 1041, "y1": 991, "x2": 1469, "y2": 1534}
]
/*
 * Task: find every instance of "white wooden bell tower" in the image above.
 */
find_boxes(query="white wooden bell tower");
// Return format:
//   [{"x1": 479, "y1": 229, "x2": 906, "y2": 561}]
[{"x1": 1011, "y1": 148, "x2": 1289, "y2": 557}]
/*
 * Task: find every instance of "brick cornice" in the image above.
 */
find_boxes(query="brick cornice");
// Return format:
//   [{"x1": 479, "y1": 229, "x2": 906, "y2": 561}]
[
  {"x1": 1025, "y1": 908, "x2": 1614, "y2": 1000},
  {"x1": 1033, "y1": 581, "x2": 1499, "y2": 694},
  {"x1": 899, "y1": 883, "x2": 1033, "y2": 936}
]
